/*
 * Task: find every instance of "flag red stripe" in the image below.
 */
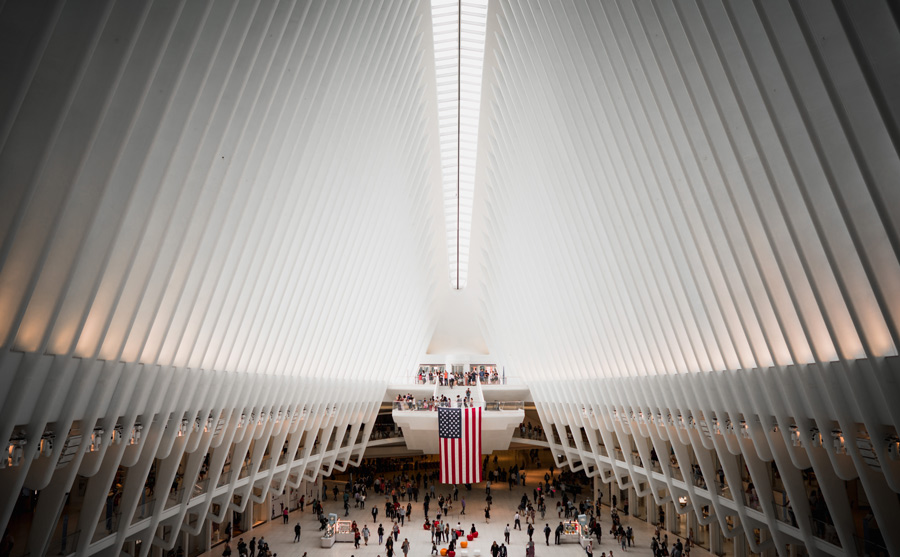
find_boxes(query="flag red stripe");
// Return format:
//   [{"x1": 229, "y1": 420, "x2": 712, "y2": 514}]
[{"x1": 466, "y1": 408, "x2": 478, "y2": 482}]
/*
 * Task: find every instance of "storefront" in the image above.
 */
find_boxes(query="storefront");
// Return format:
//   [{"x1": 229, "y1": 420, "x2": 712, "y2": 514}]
[
  {"x1": 252, "y1": 496, "x2": 268, "y2": 527},
  {"x1": 271, "y1": 491, "x2": 287, "y2": 521}
]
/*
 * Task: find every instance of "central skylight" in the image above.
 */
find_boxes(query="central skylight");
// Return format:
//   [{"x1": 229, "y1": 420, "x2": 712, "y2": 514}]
[{"x1": 431, "y1": 0, "x2": 488, "y2": 289}]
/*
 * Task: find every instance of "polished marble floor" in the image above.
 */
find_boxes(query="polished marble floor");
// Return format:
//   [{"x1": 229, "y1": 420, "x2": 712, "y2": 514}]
[{"x1": 199, "y1": 466, "x2": 722, "y2": 557}]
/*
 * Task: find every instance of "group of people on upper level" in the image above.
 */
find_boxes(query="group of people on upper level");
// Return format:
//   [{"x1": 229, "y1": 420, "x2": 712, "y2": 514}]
[
  {"x1": 394, "y1": 393, "x2": 476, "y2": 411},
  {"x1": 416, "y1": 365, "x2": 503, "y2": 386}
]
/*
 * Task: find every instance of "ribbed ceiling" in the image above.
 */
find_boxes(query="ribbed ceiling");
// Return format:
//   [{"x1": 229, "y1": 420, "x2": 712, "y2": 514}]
[
  {"x1": 0, "y1": 0, "x2": 445, "y2": 379},
  {"x1": 476, "y1": 0, "x2": 900, "y2": 380},
  {"x1": 1, "y1": 0, "x2": 898, "y2": 385}
]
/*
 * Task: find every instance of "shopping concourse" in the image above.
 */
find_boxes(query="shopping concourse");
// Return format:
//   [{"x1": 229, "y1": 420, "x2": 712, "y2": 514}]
[
  {"x1": 196, "y1": 454, "x2": 722, "y2": 557},
  {"x1": 1, "y1": 1, "x2": 899, "y2": 557}
]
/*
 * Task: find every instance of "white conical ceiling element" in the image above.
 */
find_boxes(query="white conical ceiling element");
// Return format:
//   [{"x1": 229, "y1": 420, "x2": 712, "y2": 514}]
[
  {"x1": 477, "y1": 0, "x2": 900, "y2": 381},
  {"x1": 0, "y1": 0, "x2": 446, "y2": 380},
  {"x1": 431, "y1": 0, "x2": 488, "y2": 289}
]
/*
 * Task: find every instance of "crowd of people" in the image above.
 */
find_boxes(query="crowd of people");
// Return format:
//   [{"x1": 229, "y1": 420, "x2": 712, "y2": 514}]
[
  {"x1": 416, "y1": 367, "x2": 503, "y2": 386},
  {"x1": 394, "y1": 389, "x2": 477, "y2": 411},
  {"x1": 215, "y1": 455, "x2": 700, "y2": 557}
]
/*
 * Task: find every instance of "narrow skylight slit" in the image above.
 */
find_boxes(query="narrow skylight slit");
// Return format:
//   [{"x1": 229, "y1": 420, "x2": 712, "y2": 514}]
[{"x1": 431, "y1": 0, "x2": 488, "y2": 289}]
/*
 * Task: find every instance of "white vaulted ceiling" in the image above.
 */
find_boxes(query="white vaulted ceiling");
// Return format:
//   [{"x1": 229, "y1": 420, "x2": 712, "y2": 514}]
[
  {"x1": 0, "y1": 0, "x2": 446, "y2": 381},
  {"x1": 1, "y1": 0, "x2": 899, "y2": 385},
  {"x1": 476, "y1": 0, "x2": 900, "y2": 382},
  {"x1": 3, "y1": 2, "x2": 900, "y2": 555}
]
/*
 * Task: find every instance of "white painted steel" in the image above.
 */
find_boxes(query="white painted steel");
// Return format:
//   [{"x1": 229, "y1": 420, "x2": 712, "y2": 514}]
[{"x1": 1, "y1": 1, "x2": 899, "y2": 556}]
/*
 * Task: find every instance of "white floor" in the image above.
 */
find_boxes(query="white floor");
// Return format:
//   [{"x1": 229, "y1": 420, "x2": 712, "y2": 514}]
[{"x1": 199, "y1": 469, "x2": 721, "y2": 557}]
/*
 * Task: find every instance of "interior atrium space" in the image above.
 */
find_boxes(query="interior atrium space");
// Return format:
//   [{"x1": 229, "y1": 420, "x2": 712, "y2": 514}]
[{"x1": 1, "y1": 1, "x2": 899, "y2": 556}]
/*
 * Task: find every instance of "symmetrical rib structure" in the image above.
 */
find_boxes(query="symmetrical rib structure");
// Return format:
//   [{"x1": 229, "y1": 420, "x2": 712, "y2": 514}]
[
  {"x1": 0, "y1": 1, "x2": 443, "y2": 554},
  {"x1": 2, "y1": 1, "x2": 900, "y2": 556},
  {"x1": 476, "y1": 0, "x2": 900, "y2": 554}
]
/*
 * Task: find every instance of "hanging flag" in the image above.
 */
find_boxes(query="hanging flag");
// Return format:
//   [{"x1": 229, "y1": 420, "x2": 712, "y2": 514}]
[{"x1": 439, "y1": 406, "x2": 482, "y2": 484}]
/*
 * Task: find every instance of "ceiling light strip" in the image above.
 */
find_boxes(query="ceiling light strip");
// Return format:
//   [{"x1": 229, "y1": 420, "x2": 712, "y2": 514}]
[{"x1": 431, "y1": 0, "x2": 488, "y2": 289}]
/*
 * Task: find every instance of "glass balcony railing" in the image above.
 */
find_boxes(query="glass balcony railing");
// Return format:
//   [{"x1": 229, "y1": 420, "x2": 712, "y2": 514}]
[
  {"x1": 46, "y1": 529, "x2": 79, "y2": 556},
  {"x1": 370, "y1": 427, "x2": 404, "y2": 440},
  {"x1": 854, "y1": 533, "x2": 888, "y2": 557},
  {"x1": 92, "y1": 511, "x2": 120, "y2": 543},
  {"x1": 392, "y1": 400, "x2": 524, "y2": 411},
  {"x1": 512, "y1": 428, "x2": 547, "y2": 441},
  {"x1": 809, "y1": 516, "x2": 841, "y2": 547},
  {"x1": 483, "y1": 401, "x2": 525, "y2": 411},
  {"x1": 165, "y1": 488, "x2": 184, "y2": 510},
  {"x1": 132, "y1": 498, "x2": 157, "y2": 523}
]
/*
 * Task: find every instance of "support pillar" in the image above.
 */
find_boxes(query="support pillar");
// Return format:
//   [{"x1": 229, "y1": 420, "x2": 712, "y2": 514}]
[
  {"x1": 687, "y1": 510, "x2": 699, "y2": 547},
  {"x1": 710, "y1": 522, "x2": 724, "y2": 557},
  {"x1": 733, "y1": 531, "x2": 748, "y2": 557},
  {"x1": 665, "y1": 501, "x2": 676, "y2": 533},
  {"x1": 759, "y1": 529, "x2": 774, "y2": 557}
]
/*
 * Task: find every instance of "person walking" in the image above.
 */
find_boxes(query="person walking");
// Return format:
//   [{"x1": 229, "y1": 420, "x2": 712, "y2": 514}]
[
  {"x1": 461, "y1": 497, "x2": 466, "y2": 515},
  {"x1": 544, "y1": 524, "x2": 551, "y2": 545},
  {"x1": 485, "y1": 507, "x2": 491, "y2": 523},
  {"x1": 293, "y1": 523, "x2": 301, "y2": 542},
  {"x1": 401, "y1": 538, "x2": 410, "y2": 557},
  {"x1": 527, "y1": 523, "x2": 534, "y2": 542},
  {"x1": 393, "y1": 521, "x2": 400, "y2": 541},
  {"x1": 505, "y1": 524, "x2": 511, "y2": 543},
  {"x1": 514, "y1": 512, "x2": 521, "y2": 530},
  {"x1": 378, "y1": 524, "x2": 384, "y2": 545},
  {"x1": 363, "y1": 525, "x2": 370, "y2": 545},
  {"x1": 283, "y1": 508, "x2": 289, "y2": 524}
]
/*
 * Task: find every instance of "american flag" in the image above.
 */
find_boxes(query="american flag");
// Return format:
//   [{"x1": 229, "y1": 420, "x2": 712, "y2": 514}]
[{"x1": 439, "y1": 407, "x2": 482, "y2": 484}]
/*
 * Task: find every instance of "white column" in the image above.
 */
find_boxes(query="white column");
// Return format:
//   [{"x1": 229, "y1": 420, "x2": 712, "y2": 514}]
[
  {"x1": 733, "y1": 531, "x2": 748, "y2": 557},
  {"x1": 687, "y1": 510, "x2": 699, "y2": 547},
  {"x1": 665, "y1": 501, "x2": 676, "y2": 533},
  {"x1": 710, "y1": 522, "x2": 724, "y2": 556},
  {"x1": 759, "y1": 529, "x2": 775, "y2": 557}
]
